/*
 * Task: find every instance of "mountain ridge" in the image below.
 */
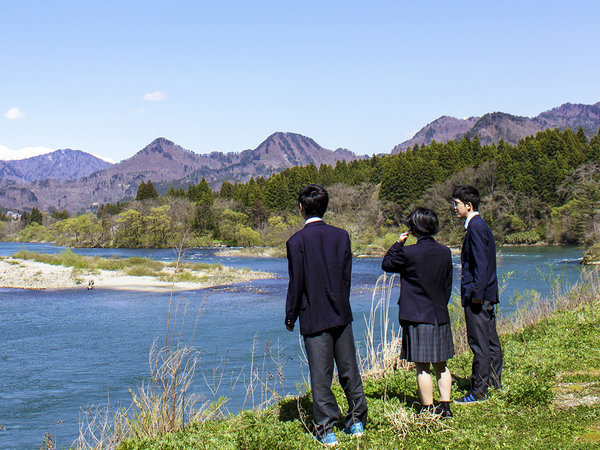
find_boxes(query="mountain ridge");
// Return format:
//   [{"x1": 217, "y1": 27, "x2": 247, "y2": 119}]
[
  {"x1": 391, "y1": 101, "x2": 600, "y2": 153},
  {"x1": 0, "y1": 132, "x2": 358, "y2": 213}
]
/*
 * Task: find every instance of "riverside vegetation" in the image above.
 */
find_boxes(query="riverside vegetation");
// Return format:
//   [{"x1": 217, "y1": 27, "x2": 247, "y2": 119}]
[
  {"x1": 4, "y1": 127, "x2": 600, "y2": 260},
  {"x1": 70, "y1": 268, "x2": 600, "y2": 449}
]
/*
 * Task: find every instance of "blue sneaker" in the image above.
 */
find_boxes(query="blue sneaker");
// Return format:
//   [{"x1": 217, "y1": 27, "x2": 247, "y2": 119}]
[
  {"x1": 343, "y1": 422, "x2": 364, "y2": 437},
  {"x1": 316, "y1": 432, "x2": 338, "y2": 446},
  {"x1": 454, "y1": 393, "x2": 485, "y2": 404}
]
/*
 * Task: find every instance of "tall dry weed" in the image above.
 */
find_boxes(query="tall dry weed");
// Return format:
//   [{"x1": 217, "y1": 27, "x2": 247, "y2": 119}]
[
  {"x1": 359, "y1": 273, "x2": 409, "y2": 378},
  {"x1": 75, "y1": 242, "x2": 222, "y2": 449}
]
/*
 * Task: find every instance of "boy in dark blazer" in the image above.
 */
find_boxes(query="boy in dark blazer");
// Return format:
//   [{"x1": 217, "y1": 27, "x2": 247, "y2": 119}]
[
  {"x1": 452, "y1": 185, "x2": 503, "y2": 403},
  {"x1": 285, "y1": 184, "x2": 367, "y2": 445}
]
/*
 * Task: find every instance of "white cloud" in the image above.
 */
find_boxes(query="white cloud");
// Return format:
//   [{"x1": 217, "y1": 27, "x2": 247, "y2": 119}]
[
  {"x1": 0, "y1": 144, "x2": 54, "y2": 160},
  {"x1": 143, "y1": 91, "x2": 167, "y2": 101},
  {"x1": 4, "y1": 107, "x2": 26, "y2": 120},
  {"x1": 136, "y1": 108, "x2": 146, "y2": 115}
]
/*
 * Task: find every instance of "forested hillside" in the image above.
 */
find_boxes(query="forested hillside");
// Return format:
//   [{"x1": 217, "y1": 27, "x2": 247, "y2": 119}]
[{"x1": 4, "y1": 127, "x2": 600, "y2": 254}]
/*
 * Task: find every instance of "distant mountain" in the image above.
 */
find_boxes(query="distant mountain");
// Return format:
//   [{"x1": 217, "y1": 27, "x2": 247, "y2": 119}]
[
  {"x1": 391, "y1": 116, "x2": 479, "y2": 153},
  {"x1": 0, "y1": 149, "x2": 112, "y2": 182},
  {"x1": 0, "y1": 132, "x2": 358, "y2": 213},
  {"x1": 163, "y1": 132, "x2": 360, "y2": 191},
  {"x1": 534, "y1": 102, "x2": 600, "y2": 138},
  {"x1": 392, "y1": 102, "x2": 600, "y2": 153}
]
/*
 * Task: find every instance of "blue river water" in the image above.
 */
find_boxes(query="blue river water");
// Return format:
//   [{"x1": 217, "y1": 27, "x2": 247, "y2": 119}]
[{"x1": 0, "y1": 243, "x2": 586, "y2": 447}]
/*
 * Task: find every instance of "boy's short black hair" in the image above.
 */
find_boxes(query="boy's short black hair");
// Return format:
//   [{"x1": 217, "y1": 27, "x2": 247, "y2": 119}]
[
  {"x1": 406, "y1": 207, "x2": 439, "y2": 236},
  {"x1": 452, "y1": 185, "x2": 480, "y2": 211},
  {"x1": 298, "y1": 184, "x2": 328, "y2": 218}
]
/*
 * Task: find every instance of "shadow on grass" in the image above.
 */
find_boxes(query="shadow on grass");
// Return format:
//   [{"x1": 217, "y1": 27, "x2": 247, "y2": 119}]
[
  {"x1": 452, "y1": 374, "x2": 471, "y2": 392},
  {"x1": 278, "y1": 394, "x2": 313, "y2": 423}
]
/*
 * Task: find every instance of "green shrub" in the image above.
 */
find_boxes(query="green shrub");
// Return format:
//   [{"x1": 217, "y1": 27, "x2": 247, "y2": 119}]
[
  {"x1": 504, "y1": 230, "x2": 541, "y2": 245},
  {"x1": 237, "y1": 227, "x2": 262, "y2": 247},
  {"x1": 17, "y1": 223, "x2": 52, "y2": 242}
]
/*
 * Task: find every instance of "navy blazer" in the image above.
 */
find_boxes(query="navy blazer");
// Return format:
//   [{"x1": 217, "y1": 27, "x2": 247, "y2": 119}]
[
  {"x1": 381, "y1": 236, "x2": 453, "y2": 325},
  {"x1": 461, "y1": 214, "x2": 498, "y2": 306},
  {"x1": 285, "y1": 221, "x2": 353, "y2": 336}
]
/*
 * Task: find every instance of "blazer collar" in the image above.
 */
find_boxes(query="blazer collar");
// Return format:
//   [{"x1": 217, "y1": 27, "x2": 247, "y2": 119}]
[
  {"x1": 416, "y1": 236, "x2": 436, "y2": 244},
  {"x1": 465, "y1": 212, "x2": 480, "y2": 229},
  {"x1": 304, "y1": 220, "x2": 326, "y2": 228}
]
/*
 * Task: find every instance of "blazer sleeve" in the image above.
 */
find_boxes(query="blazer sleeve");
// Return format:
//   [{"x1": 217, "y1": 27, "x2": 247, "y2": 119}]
[
  {"x1": 467, "y1": 224, "x2": 490, "y2": 301},
  {"x1": 285, "y1": 239, "x2": 304, "y2": 327},
  {"x1": 381, "y1": 241, "x2": 407, "y2": 273},
  {"x1": 343, "y1": 233, "x2": 352, "y2": 292},
  {"x1": 444, "y1": 249, "x2": 453, "y2": 302}
]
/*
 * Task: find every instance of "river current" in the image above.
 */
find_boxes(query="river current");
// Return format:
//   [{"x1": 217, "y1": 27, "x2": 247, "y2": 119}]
[{"x1": 0, "y1": 243, "x2": 585, "y2": 447}]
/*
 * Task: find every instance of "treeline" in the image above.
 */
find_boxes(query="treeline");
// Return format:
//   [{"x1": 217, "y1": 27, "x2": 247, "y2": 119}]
[{"x1": 3, "y1": 127, "x2": 600, "y2": 250}]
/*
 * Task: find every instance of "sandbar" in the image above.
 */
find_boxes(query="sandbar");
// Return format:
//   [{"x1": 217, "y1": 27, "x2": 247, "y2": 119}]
[{"x1": 0, "y1": 257, "x2": 276, "y2": 292}]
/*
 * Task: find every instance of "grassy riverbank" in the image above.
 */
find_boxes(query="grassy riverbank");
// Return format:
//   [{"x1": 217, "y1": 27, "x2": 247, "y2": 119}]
[{"x1": 108, "y1": 275, "x2": 600, "y2": 449}]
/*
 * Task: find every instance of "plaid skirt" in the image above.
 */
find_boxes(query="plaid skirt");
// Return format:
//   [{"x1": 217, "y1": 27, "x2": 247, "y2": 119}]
[{"x1": 400, "y1": 320, "x2": 455, "y2": 363}]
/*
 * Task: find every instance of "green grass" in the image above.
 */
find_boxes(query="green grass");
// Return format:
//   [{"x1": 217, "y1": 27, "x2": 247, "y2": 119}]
[{"x1": 118, "y1": 298, "x2": 600, "y2": 449}]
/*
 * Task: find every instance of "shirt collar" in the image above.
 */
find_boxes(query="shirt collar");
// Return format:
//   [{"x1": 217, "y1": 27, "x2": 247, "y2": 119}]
[
  {"x1": 465, "y1": 211, "x2": 480, "y2": 229},
  {"x1": 305, "y1": 217, "x2": 323, "y2": 225}
]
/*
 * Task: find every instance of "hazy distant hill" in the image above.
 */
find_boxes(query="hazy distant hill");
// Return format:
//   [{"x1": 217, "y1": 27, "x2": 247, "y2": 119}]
[
  {"x1": 0, "y1": 132, "x2": 358, "y2": 213},
  {"x1": 392, "y1": 102, "x2": 600, "y2": 153},
  {"x1": 0, "y1": 149, "x2": 112, "y2": 182}
]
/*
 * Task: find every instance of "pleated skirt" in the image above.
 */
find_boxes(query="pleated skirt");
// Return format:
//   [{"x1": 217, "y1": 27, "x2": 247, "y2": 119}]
[{"x1": 400, "y1": 320, "x2": 455, "y2": 363}]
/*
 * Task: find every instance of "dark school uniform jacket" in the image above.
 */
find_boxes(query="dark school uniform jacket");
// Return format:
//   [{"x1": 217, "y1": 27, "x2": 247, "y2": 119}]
[
  {"x1": 381, "y1": 236, "x2": 453, "y2": 324},
  {"x1": 285, "y1": 221, "x2": 353, "y2": 336},
  {"x1": 461, "y1": 214, "x2": 499, "y2": 306}
]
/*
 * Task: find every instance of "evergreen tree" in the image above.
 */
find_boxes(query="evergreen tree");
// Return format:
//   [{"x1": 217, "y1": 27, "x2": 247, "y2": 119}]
[
  {"x1": 30, "y1": 207, "x2": 43, "y2": 225},
  {"x1": 576, "y1": 126, "x2": 588, "y2": 145},
  {"x1": 51, "y1": 210, "x2": 69, "y2": 221},
  {"x1": 136, "y1": 180, "x2": 158, "y2": 200}
]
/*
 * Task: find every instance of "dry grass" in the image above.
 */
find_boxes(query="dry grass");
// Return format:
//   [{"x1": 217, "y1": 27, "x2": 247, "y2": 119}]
[
  {"x1": 359, "y1": 273, "x2": 408, "y2": 378},
  {"x1": 241, "y1": 335, "x2": 287, "y2": 411},
  {"x1": 74, "y1": 244, "x2": 225, "y2": 449},
  {"x1": 499, "y1": 266, "x2": 600, "y2": 334},
  {"x1": 384, "y1": 405, "x2": 452, "y2": 438}
]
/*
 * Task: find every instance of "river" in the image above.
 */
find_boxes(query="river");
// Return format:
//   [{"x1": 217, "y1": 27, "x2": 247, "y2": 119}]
[{"x1": 0, "y1": 243, "x2": 585, "y2": 448}]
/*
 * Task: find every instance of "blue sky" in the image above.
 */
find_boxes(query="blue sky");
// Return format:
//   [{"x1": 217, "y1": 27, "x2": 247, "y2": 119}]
[{"x1": 1, "y1": 0, "x2": 599, "y2": 162}]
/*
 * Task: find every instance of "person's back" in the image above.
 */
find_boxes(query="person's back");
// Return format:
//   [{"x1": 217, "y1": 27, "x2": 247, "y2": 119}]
[
  {"x1": 383, "y1": 236, "x2": 452, "y2": 325},
  {"x1": 286, "y1": 221, "x2": 352, "y2": 336},
  {"x1": 381, "y1": 207, "x2": 455, "y2": 418},
  {"x1": 285, "y1": 184, "x2": 367, "y2": 445}
]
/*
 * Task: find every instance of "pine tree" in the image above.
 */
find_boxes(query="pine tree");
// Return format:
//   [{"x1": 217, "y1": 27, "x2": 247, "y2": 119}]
[
  {"x1": 30, "y1": 207, "x2": 43, "y2": 225},
  {"x1": 136, "y1": 180, "x2": 158, "y2": 200}
]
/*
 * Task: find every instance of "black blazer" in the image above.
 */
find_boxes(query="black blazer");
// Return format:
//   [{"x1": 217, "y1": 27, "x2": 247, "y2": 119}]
[
  {"x1": 381, "y1": 236, "x2": 453, "y2": 324},
  {"x1": 285, "y1": 221, "x2": 353, "y2": 336},
  {"x1": 461, "y1": 214, "x2": 499, "y2": 306}
]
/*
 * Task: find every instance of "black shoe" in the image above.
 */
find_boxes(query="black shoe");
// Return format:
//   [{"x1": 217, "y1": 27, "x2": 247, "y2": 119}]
[{"x1": 434, "y1": 402, "x2": 453, "y2": 418}]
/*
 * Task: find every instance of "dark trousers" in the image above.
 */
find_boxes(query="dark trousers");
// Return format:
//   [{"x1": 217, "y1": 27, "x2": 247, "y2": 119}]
[
  {"x1": 303, "y1": 323, "x2": 367, "y2": 437},
  {"x1": 464, "y1": 301, "x2": 503, "y2": 397}
]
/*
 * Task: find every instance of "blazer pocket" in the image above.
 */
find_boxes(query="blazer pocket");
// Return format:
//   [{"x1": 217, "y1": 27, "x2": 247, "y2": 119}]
[{"x1": 300, "y1": 295, "x2": 308, "y2": 311}]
